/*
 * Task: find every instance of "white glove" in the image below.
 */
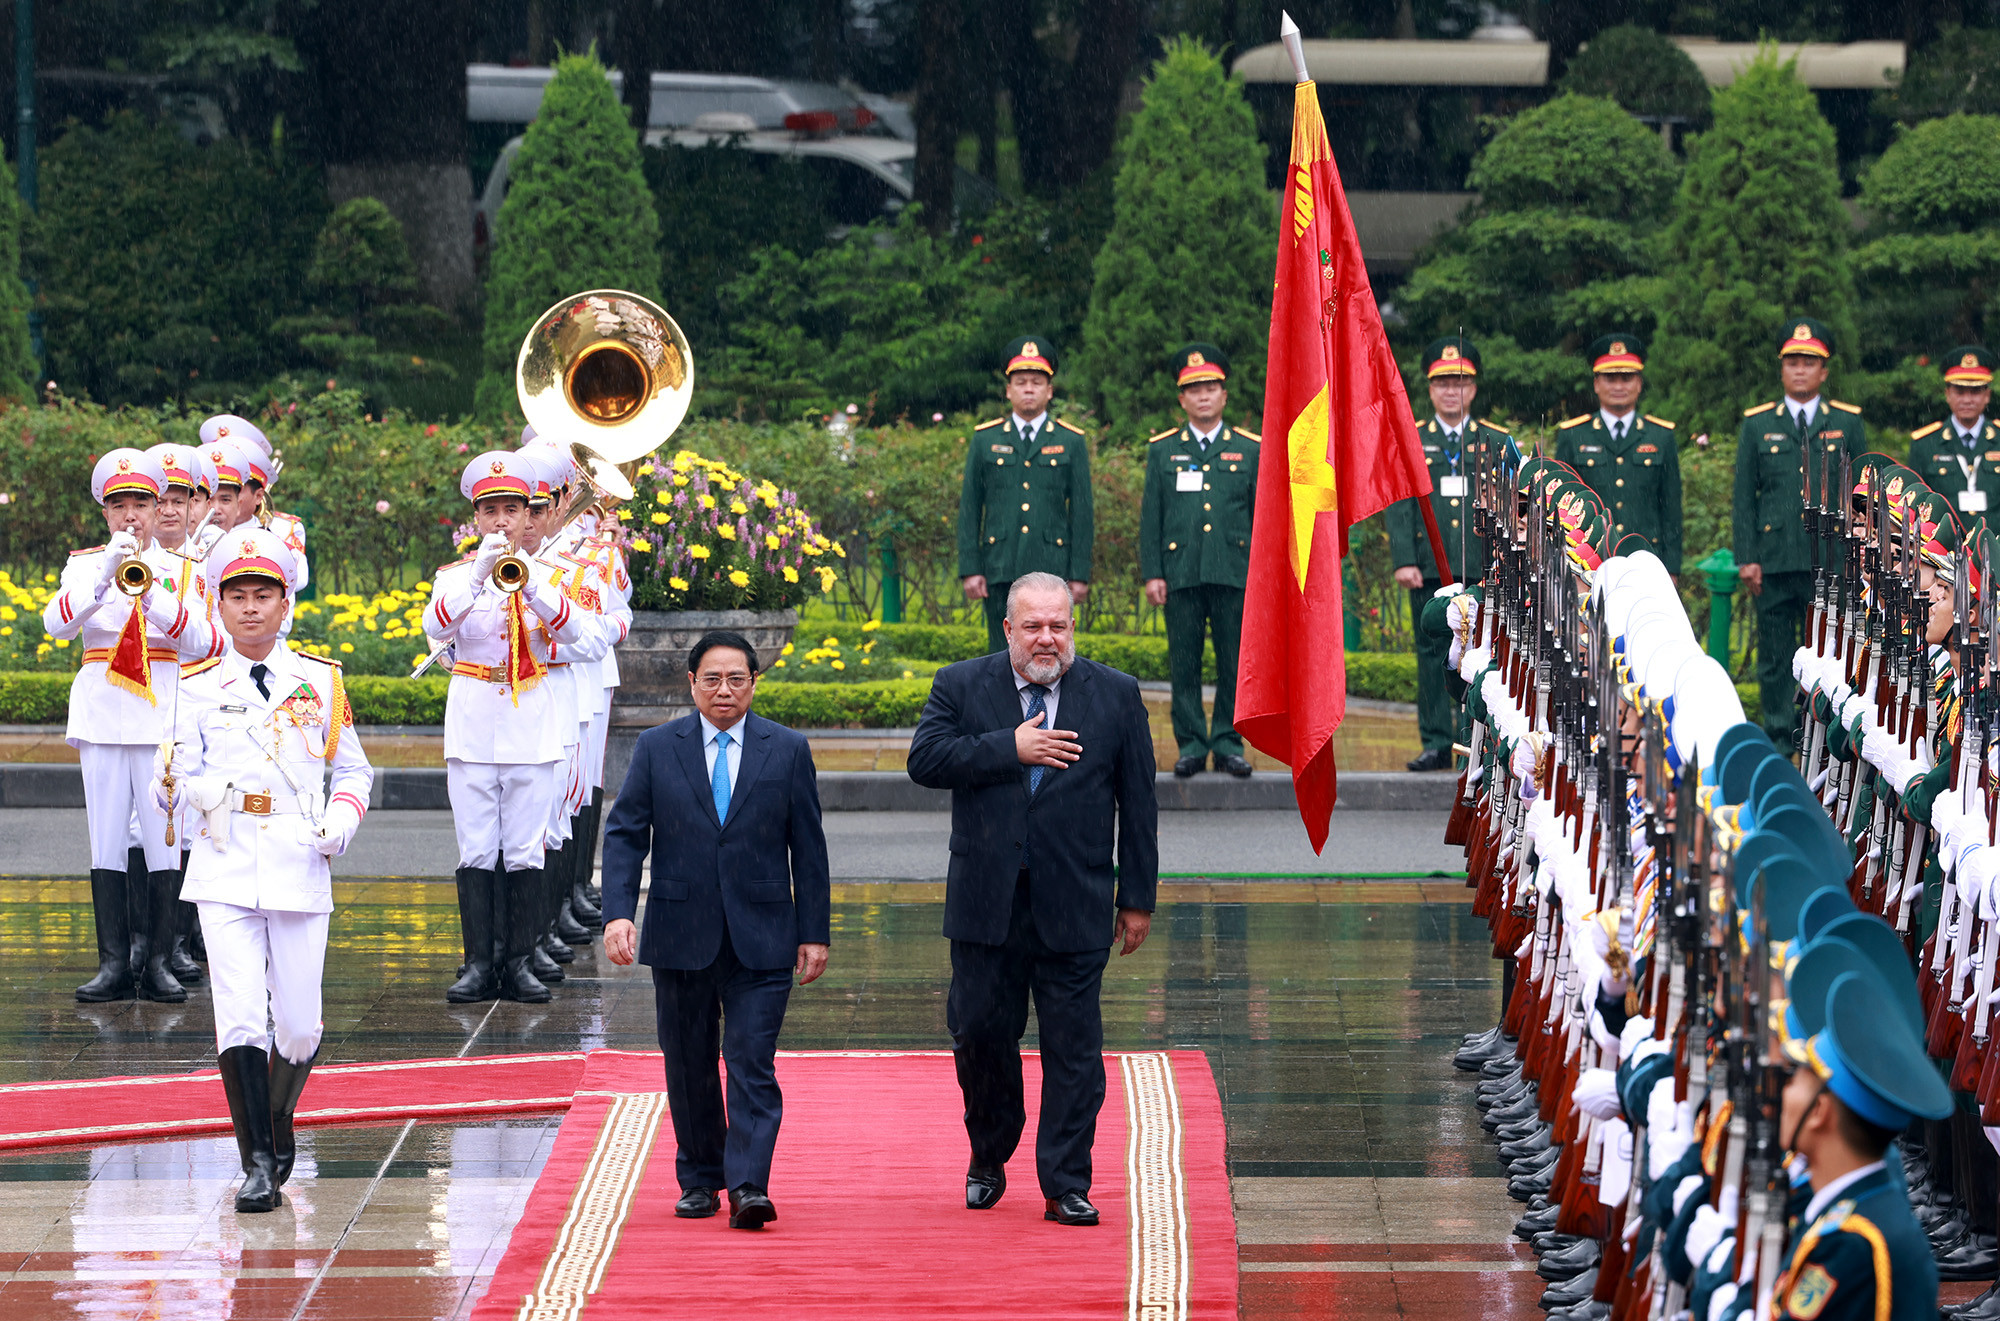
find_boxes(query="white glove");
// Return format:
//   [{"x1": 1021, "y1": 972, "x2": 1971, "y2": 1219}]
[
  {"x1": 1707, "y1": 1281, "x2": 1740, "y2": 1321},
  {"x1": 472, "y1": 532, "x2": 510, "y2": 585},
  {"x1": 1791, "y1": 646, "x2": 1814, "y2": 685},
  {"x1": 1619, "y1": 1014, "x2": 1656, "y2": 1058},
  {"x1": 314, "y1": 799, "x2": 363, "y2": 857},
  {"x1": 1672, "y1": 1172, "x2": 1705, "y2": 1216},
  {"x1": 1837, "y1": 691, "x2": 1871, "y2": 729},
  {"x1": 1588, "y1": 1009, "x2": 1618, "y2": 1054},
  {"x1": 191, "y1": 521, "x2": 226, "y2": 558},
  {"x1": 149, "y1": 775, "x2": 172, "y2": 814},
  {"x1": 1860, "y1": 721, "x2": 1908, "y2": 777},
  {"x1": 1573, "y1": 1067, "x2": 1622, "y2": 1120},
  {"x1": 96, "y1": 532, "x2": 139, "y2": 594},
  {"x1": 151, "y1": 740, "x2": 190, "y2": 783},
  {"x1": 1683, "y1": 1204, "x2": 1732, "y2": 1282}
]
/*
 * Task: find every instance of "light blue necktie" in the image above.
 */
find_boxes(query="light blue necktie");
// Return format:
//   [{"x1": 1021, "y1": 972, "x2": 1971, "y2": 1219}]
[
  {"x1": 711, "y1": 730, "x2": 732, "y2": 823},
  {"x1": 1024, "y1": 685, "x2": 1049, "y2": 796}
]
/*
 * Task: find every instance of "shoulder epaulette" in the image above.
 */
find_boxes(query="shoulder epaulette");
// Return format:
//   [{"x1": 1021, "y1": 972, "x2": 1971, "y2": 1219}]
[
  {"x1": 1913, "y1": 420, "x2": 1945, "y2": 440},
  {"x1": 1055, "y1": 418, "x2": 1087, "y2": 435},
  {"x1": 1643, "y1": 414, "x2": 1676, "y2": 430},
  {"x1": 435, "y1": 555, "x2": 472, "y2": 573},
  {"x1": 1230, "y1": 425, "x2": 1261, "y2": 441},
  {"x1": 180, "y1": 657, "x2": 222, "y2": 679},
  {"x1": 1744, "y1": 401, "x2": 1777, "y2": 417},
  {"x1": 1558, "y1": 415, "x2": 1592, "y2": 430},
  {"x1": 161, "y1": 545, "x2": 198, "y2": 562},
  {"x1": 1479, "y1": 421, "x2": 1510, "y2": 435},
  {"x1": 1830, "y1": 399, "x2": 1862, "y2": 414},
  {"x1": 973, "y1": 417, "x2": 1006, "y2": 431},
  {"x1": 1148, "y1": 428, "x2": 1179, "y2": 443},
  {"x1": 297, "y1": 650, "x2": 342, "y2": 669},
  {"x1": 71, "y1": 545, "x2": 104, "y2": 556}
]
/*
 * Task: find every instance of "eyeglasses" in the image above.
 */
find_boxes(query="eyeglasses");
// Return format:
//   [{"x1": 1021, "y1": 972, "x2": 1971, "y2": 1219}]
[{"x1": 695, "y1": 673, "x2": 753, "y2": 693}]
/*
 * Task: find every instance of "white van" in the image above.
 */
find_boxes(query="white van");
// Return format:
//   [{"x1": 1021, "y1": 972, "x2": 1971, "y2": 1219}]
[{"x1": 467, "y1": 64, "x2": 903, "y2": 136}]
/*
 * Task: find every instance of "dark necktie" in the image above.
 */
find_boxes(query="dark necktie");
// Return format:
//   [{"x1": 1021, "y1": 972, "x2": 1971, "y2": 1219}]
[
  {"x1": 250, "y1": 662, "x2": 270, "y2": 700},
  {"x1": 1024, "y1": 684, "x2": 1050, "y2": 795},
  {"x1": 1020, "y1": 421, "x2": 1036, "y2": 449},
  {"x1": 1611, "y1": 419, "x2": 1626, "y2": 443},
  {"x1": 1795, "y1": 408, "x2": 1808, "y2": 433},
  {"x1": 1963, "y1": 428, "x2": 1980, "y2": 450}
]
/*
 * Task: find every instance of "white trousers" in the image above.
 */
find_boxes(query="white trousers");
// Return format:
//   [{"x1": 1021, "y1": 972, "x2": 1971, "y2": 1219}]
[
  {"x1": 447, "y1": 758, "x2": 557, "y2": 870},
  {"x1": 79, "y1": 741, "x2": 175, "y2": 871},
  {"x1": 583, "y1": 705, "x2": 610, "y2": 794},
  {"x1": 198, "y1": 901, "x2": 327, "y2": 1062}
]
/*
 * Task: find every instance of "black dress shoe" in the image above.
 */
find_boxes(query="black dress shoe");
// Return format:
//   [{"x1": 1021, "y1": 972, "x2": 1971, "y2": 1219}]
[
  {"x1": 675, "y1": 1187, "x2": 719, "y2": 1219},
  {"x1": 966, "y1": 1164, "x2": 1006, "y2": 1210},
  {"x1": 1515, "y1": 1203, "x2": 1560, "y2": 1240},
  {"x1": 1501, "y1": 1132, "x2": 1555, "y2": 1166},
  {"x1": 1539, "y1": 1267, "x2": 1598, "y2": 1310},
  {"x1": 1948, "y1": 1281, "x2": 2000, "y2": 1319},
  {"x1": 1937, "y1": 1231, "x2": 1999, "y2": 1280},
  {"x1": 1532, "y1": 1231, "x2": 1584, "y2": 1254},
  {"x1": 1173, "y1": 756, "x2": 1205, "y2": 778},
  {"x1": 1406, "y1": 747, "x2": 1453, "y2": 772},
  {"x1": 728, "y1": 1184, "x2": 776, "y2": 1229},
  {"x1": 1045, "y1": 1191, "x2": 1100, "y2": 1225},
  {"x1": 1536, "y1": 1236, "x2": 1600, "y2": 1281},
  {"x1": 1548, "y1": 1302, "x2": 1610, "y2": 1321},
  {"x1": 1216, "y1": 754, "x2": 1253, "y2": 778}
]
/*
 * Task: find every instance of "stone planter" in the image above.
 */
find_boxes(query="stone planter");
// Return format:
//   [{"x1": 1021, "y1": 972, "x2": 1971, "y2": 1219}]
[{"x1": 604, "y1": 608, "x2": 798, "y2": 792}]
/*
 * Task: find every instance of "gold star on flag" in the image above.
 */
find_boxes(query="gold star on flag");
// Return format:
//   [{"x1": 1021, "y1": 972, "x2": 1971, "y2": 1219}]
[{"x1": 1287, "y1": 384, "x2": 1337, "y2": 589}]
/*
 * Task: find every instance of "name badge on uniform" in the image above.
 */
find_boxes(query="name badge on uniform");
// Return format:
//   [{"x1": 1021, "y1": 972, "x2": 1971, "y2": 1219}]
[
  {"x1": 1961, "y1": 489, "x2": 1990, "y2": 513},
  {"x1": 1439, "y1": 476, "x2": 1468, "y2": 497},
  {"x1": 1176, "y1": 470, "x2": 1203, "y2": 492},
  {"x1": 220, "y1": 704, "x2": 247, "y2": 713}
]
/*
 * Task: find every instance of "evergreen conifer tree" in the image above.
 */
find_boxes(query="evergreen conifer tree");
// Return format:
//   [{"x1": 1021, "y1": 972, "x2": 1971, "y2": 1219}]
[
  {"x1": 0, "y1": 152, "x2": 34, "y2": 401},
  {"x1": 1080, "y1": 37, "x2": 1271, "y2": 437},
  {"x1": 476, "y1": 51, "x2": 661, "y2": 418},
  {"x1": 1854, "y1": 114, "x2": 2000, "y2": 357},
  {"x1": 1396, "y1": 94, "x2": 1674, "y2": 421},
  {"x1": 1651, "y1": 48, "x2": 1855, "y2": 434}
]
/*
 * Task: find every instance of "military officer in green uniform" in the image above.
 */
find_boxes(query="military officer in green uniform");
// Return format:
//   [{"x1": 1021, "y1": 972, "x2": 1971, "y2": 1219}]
[
  {"x1": 1552, "y1": 333, "x2": 1682, "y2": 574},
  {"x1": 1734, "y1": 318, "x2": 1869, "y2": 748},
  {"x1": 957, "y1": 336, "x2": 1094, "y2": 652},
  {"x1": 1907, "y1": 344, "x2": 1999, "y2": 522},
  {"x1": 1139, "y1": 343, "x2": 1259, "y2": 779},
  {"x1": 1386, "y1": 336, "x2": 1515, "y2": 772}
]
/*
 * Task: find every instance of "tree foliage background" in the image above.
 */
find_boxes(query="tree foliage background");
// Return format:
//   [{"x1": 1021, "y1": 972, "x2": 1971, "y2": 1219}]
[
  {"x1": 475, "y1": 49, "x2": 660, "y2": 419},
  {"x1": 1080, "y1": 37, "x2": 1273, "y2": 438}
]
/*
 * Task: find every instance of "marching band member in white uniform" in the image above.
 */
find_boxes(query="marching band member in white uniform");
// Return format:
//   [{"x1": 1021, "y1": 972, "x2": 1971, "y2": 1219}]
[
  {"x1": 43, "y1": 449, "x2": 223, "y2": 1003},
  {"x1": 157, "y1": 527, "x2": 373, "y2": 1213},
  {"x1": 422, "y1": 450, "x2": 594, "y2": 1004}
]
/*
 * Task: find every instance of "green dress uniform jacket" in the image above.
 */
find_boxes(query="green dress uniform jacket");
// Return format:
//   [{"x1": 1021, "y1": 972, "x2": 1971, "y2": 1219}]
[
  {"x1": 1772, "y1": 1167, "x2": 1938, "y2": 1321},
  {"x1": 1139, "y1": 421, "x2": 1259, "y2": 763},
  {"x1": 1735, "y1": 399, "x2": 1868, "y2": 746},
  {"x1": 957, "y1": 414, "x2": 1095, "y2": 585},
  {"x1": 1553, "y1": 413, "x2": 1683, "y2": 573},
  {"x1": 1385, "y1": 418, "x2": 1514, "y2": 582},
  {"x1": 1732, "y1": 400, "x2": 1869, "y2": 576},
  {"x1": 1138, "y1": 423, "x2": 1259, "y2": 588},
  {"x1": 1907, "y1": 417, "x2": 2000, "y2": 521}
]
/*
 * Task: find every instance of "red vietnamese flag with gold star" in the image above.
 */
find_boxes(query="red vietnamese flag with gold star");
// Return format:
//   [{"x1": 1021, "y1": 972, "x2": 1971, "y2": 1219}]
[{"x1": 1237, "y1": 75, "x2": 1444, "y2": 853}]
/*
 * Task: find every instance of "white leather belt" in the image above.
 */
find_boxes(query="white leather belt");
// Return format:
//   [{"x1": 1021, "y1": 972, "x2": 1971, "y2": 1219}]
[{"x1": 231, "y1": 789, "x2": 307, "y2": 816}]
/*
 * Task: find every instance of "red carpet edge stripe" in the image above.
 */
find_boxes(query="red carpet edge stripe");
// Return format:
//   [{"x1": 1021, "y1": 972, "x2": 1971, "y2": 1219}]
[{"x1": 0, "y1": 1052, "x2": 588, "y2": 1151}]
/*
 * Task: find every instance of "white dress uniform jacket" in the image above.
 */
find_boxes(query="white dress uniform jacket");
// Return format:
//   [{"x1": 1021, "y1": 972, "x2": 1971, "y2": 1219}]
[
  {"x1": 43, "y1": 542, "x2": 224, "y2": 746},
  {"x1": 422, "y1": 555, "x2": 596, "y2": 764},
  {"x1": 171, "y1": 647, "x2": 375, "y2": 915}
]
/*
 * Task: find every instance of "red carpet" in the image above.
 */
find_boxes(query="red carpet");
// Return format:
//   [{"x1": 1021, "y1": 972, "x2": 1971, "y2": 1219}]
[
  {"x1": 473, "y1": 1049, "x2": 1237, "y2": 1320},
  {"x1": 0, "y1": 1052, "x2": 586, "y2": 1150}
]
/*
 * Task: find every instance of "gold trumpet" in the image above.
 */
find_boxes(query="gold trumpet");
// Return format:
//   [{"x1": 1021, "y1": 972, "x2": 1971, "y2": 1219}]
[
  {"x1": 408, "y1": 289, "x2": 692, "y2": 681},
  {"x1": 114, "y1": 556, "x2": 153, "y2": 596}
]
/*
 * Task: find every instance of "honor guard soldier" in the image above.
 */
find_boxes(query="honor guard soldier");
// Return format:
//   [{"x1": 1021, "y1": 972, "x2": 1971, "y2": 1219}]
[
  {"x1": 1139, "y1": 343, "x2": 1259, "y2": 779},
  {"x1": 43, "y1": 449, "x2": 223, "y2": 1004},
  {"x1": 1907, "y1": 345, "x2": 2000, "y2": 520},
  {"x1": 957, "y1": 336, "x2": 1094, "y2": 653},
  {"x1": 1734, "y1": 318, "x2": 1870, "y2": 746},
  {"x1": 158, "y1": 527, "x2": 373, "y2": 1214},
  {"x1": 203, "y1": 414, "x2": 308, "y2": 591},
  {"x1": 1387, "y1": 336, "x2": 1515, "y2": 772},
  {"x1": 1770, "y1": 972, "x2": 1950, "y2": 1320},
  {"x1": 1553, "y1": 333, "x2": 1682, "y2": 574},
  {"x1": 423, "y1": 450, "x2": 595, "y2": 1005}
]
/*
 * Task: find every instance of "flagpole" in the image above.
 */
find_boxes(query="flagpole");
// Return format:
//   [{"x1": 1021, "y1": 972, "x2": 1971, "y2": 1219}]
[{"x1": 1279, "y1": 13, "x2": 1456, "y2": 586}]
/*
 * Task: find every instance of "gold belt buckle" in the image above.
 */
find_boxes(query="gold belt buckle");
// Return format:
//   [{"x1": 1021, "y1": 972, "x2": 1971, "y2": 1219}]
[{"x1": 241, "y1": 792, "x2": 273, "y2": 816}]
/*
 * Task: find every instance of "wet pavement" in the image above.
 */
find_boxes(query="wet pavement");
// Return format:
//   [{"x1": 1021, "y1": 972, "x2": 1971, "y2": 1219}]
[{"x1": 0, "y1": 874, "x2": 1523, "y2": 1319}]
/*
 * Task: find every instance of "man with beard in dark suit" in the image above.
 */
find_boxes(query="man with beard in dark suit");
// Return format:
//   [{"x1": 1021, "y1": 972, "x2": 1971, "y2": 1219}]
[{"x1": 907, "y1": 572, "x2": 1159, "y2": 1227}]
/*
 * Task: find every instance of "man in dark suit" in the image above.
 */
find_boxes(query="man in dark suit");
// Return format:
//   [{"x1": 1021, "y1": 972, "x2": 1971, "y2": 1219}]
[
  {"x1": 907, "y1": 571, "x2": 1159, "y2": 1227},
  {"x1": 600, "y1": 629, "x2": 831, "y2": 1231}
]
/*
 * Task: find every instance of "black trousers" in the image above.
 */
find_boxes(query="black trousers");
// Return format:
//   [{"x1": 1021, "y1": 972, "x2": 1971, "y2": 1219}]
[
  {"x1": 653, "y1": 937, "x2": 793, "y2": 1194},
  {"x1": 947, "y1": 872, "x2": 1111, "y2": 1198}
]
